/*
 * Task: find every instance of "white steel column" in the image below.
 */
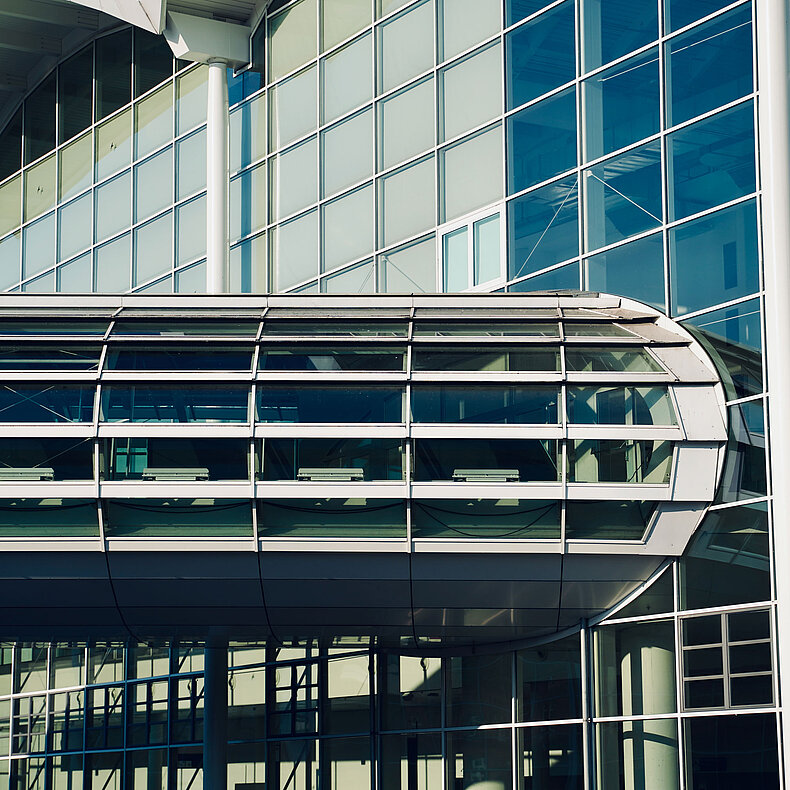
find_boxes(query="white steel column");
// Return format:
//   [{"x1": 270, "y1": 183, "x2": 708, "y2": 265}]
[
  {"x1": 206, "y1": 58, "x2": 229, "y2": 294},
  {"x1": 756, "y1": 0, "x2": 790, "y2": 778}
]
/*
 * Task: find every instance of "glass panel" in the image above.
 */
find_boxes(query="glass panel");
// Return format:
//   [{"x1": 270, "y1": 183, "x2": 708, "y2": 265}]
[
  {"x1": 666, "y1": 0, "x2": 733, "y2": 32},
  {"x1": 175, "y1": 260, "x2": 205, "y2": 293},
  {"x1": 107, "y1": 344, "x2": 252, "y2": 371},
  {"x1": 583, "y1": 48, "x2": 660, "y2": 162},
  {"x1": 0, "y1": 385, "x2": 93, "y2": 422},
  {"x1": 262, "y1": 438, "x2": 404, "y2": 480},
  {"x1": 111, "y1": 320, "x2": 257, "y2": 336},
  {"x1": 508, "y1": 87, "x2": 577, "y2": 192},
  {"x1": 0, "y1": 108, "x2": 22, "y2": 182},
  {"x1": 447, "y1": 654, "x2": 511, "y2": 726},
  {"x1": 0, "y1": 345, "x2": 100, "y2": 370},
  {"x1": 379, "y1": 234, "x2": 437, "y2": 293},
  {"x1": 58, "y1": 252, "x2": 92, "y2": 293},
  {"x1": 257, "y1": 385, "x2": 403, "y2": 422},
  {"x1": 273, "y1": 209, "x2": 319, "y2": 290},
  {"x1": 597, "y1": 719, "x2": 679, "y2": 790},
  {"x1": 413, "y1": 438, "x2": 558, "y2": 482},
  {"x1": 412, "y1": 499, "x2": 560, "y2": 538},
  {"x1": 322, "y1": 33, "x2": 372, "y2": 124},
  {"x1": 58, "y1": 194, "x2": 91, "y2": 263},
  {"x1": 176, "y1": 128, "x2": 206, "y2": 199},
  {"x1": 323, "y1": 185, "x2": 374, "y2": 270},
  {"x1": 101, "y1": 386, "x2": 248, "y2": 423},
  {"x1": 519, "y1": 634, "x2": 581, "y2": 720},
  {"x1": 262, "y1": 320, "x2": 406, "y2": 336},
  {"x1": 474, "y1": 213, "x2": 501, "y2": 285},
  {"x1": 584, "y1": 232, "x2": 665, "y2": 311},
  {"x1": 59, "y1": 47, "x2": 93, "y2": 144},
  {"x1": 271, "y1": 136, "x2": 318, "y2": 220},
  {"x1": 0, "y1": 437, "x2": 92, "y2": 480},
  {"x1": 568, "y1": 386, "x2": 676, "y2": 424},
  {"x1": 23, "y1": 270, "x2": 54, "y2": 293},
  {"x1": 95, "y1": 29, "x2": 132, "y2": 120},
  {"x1": 379, "y1": 156, "x2": 435, "y2": 247},
  {"x1": 269, "y1": 0, "x2": 318, "y2": 82},
  {"x1": 259, "y1": 346, "x2": 405, "y2": 371},
  {"x1": 520, "y1": 725, "x2": 584, "y2": 789},
  {"x1": 508, "y1": 177, "x2": 579, "y2": 279},
  {"x1": 258, "y1": 499, "x2": 406, "y2": 537},
  {"x1": 584, "y1": 141, "x2": 662, "y2": 252},
  {"x1": 380, "y1": 655, "x2": 441, "y2": 730},
  {"x1": 134, "y1": 84, "x2": 173, "y2": 159},
  {"x1": 439, "y1": 0, "x2": 500, "y2": 61},
  {"x1": 668, "y1": 102, "x2": 756, "y2": 222},
  {"x1": 379, "y1": 77, "x2": 434, "y2": 170},
  {"x1": 507, "y1": 1, "x2": 575, "y2": 108},
  {"x1": 22, "y1": 212, "x2": 55, "y2": 280},
  {"x1": 565, "y1": 347, "x2": 663, "y2": 372},
  {"x1": 0, "y1": 174, "x2": 21, "y2": 238},
  {"x1": 96, "y1": 109, "x2": 132, "y2": 182},
  {"x1": 230, "y1": 234, "x2": 267, "y2": 292},
  {"x1": 133, "y1": 212, "x2": 172, "y2": 286},
  {"x1": 566, "y1": 500, "x2": 657, "y2": 539},
  {"x1": 414, "y1": 321, "x2": 558, "y2": 336},
  {"x1": 269, "y1": 66, "x2": 317, "y2": 152},
  {"x1": 442, "y1": 227, "x2": 468, "y2": 291},
  {"x1": 0, "y1": 500, "x2": 98, "y2": 537},
  {"x1": 413, "y1": 346, "x2": 560, "y2": 371},
  {"x1": 103, "y1": 499, "x2": 252, "y2": 536},
  {"x1": 446, "y1": 729, "x2": 512, "y2": 790},
  {"x1": 569, "y1": 439, "x2": 673, "y2": 483},
  {"x1": 322, "y1": 259, "x2": 375, "y2": 292},
  {"x1": 684, "y1": 298, "x2": 762, "y2": 400},
  {"x1": 670, "y1": 199, "x2": 759, "y2": 316},
  {"x1": 322, "y1": 0, "x2": 370, "y2": 50},
  {"x1": 666, "y1": 6, "x2": 753, "y2": 127},
  {"x1": 177, "y1": 194, "x2": 207, "y2": 265},
  {"x1": 24, "y1": 75, "x2": 56, "y2": 165},
  {"x1": 715, "y1": 398, "x2": 766, "y2": 503},
  {"x1": 378, "y1": 1, "x2": 433, "y2": 93},
  {"x1": 442, "y1": 45, "x2": 502, "y2": 145},
  {"x1": 684, "y1": 714, "x2": 779, "y2": 790},
  {"x1": 24, "y1": 154, "x2": 56, "y2": 221},
  {"x1": 322, "y1": 109, "x2": 374, "y2": 197},
  {"x1": 0, "y1": 232, "x2": 20, "y2": 291},
  {"x1": 441, "y1": 124, "x2": 503, "y2": 222},
  {"x1": 135, "y1": 29, "x2": 173, "y2": 96},
  {"x1": 0, "y1": 320, "x2": 106, "y2": 336},
  {"x1": 681, "y1": 501, "x2": 770, "y2": 610},
  {"x1": 581, "y1": 0, "x2": 658, "y2": 72},
  {"x1": 229, "y1": 93, "x2": 266, "y2": 172},
  {"x1": 380, "y1": 732, "x2": 442, "y2": 789},
  {"x1": 95, "y1": 170, "x2": 132, "y2": 243},
  {"x1": 176, "y1": 66, "x2": 208, "y2": 135},
  {"x1": 412, "y1": 385, "x2": 558, "y2": 423},
  {"x1": 104, "y1": 438, "x2": 249, "y2": 481}
]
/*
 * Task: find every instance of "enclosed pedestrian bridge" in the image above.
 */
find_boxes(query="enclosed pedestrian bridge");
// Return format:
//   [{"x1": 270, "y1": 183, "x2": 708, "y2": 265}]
[{"x1": 0, "y1": 293, "x2": 727, "y2": 647}]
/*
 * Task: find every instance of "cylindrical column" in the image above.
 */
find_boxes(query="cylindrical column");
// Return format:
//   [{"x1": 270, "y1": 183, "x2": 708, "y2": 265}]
[
  {"x1": 203, "y1": 643, "x2": 228, "y2": 790},
  {"x1": 756, "y1": 0, "x2": 790, "y2": 778},
  {"x1": 206, "y1": 58, "x2": 229, "y2": 294}
]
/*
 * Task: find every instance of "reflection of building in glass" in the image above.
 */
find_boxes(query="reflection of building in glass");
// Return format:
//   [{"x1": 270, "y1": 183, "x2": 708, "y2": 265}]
[{"x1": 0, "y1": 0, "x2": 785, "y2": 787}]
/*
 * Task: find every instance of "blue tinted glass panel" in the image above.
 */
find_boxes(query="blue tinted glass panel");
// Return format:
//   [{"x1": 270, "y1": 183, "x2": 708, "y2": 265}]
[
  {"x1": 716, "y1": 398, "x2": 766, "y2": 503},
  {"x1": 666, "y1": 0, "x2": 734, "y2": 33},
  {"x1": 584, "y1": 141, "x2": 662, "y2": 251},
  {"x1": 105, "y1": 345, "x2": 253, "y2": 371},
  {"x1": 104, "y1": 499, "x2": 252, "y2": 536},
  {"x1": 0, "y1": 385, "x2": 94, "y2": 422},
  {"x1": 506, "y1": 2, "x2": 575, "y2": 108},
  {"x1": 0, "y1": 346, "x2": 100, "y2": 370},
  {"x1": 670, "y1": 199, "x2": 758, "y2": 316},
  {"x1": 411, "y1": 385, "x2": 558, "y2": 423},
  {"x1": 257, "y1": 386, "x2": 404, "y2": 423},
  {"x1": 0, "y1": 499, "x2": 98, "y2": 537},
  {"x1": 508, "y1": 88, "x2": 576, "y2": 193},
  {"x1": 583, "y1": 49, "x2": 659, "y2": 161},
  {"x1": 0, "y1": 437, "x2": 93, "y2": 480},
  {"x1": 683, "y1": 297, "x2": 762, "y2": 399},
  {"x1": 508, "y1": 177, "x2": 579, "y2": 279},
  {"x1": 258, "y1": 499, "x2": 406, "y2": 537},
  {"x1": 667, "y1": 6, "x2": 753, "y2": 127},
  {"x1": 101, "y1": 386, "x2": 249, "y2": 422},
  {"x1": 509, "y1": 262, "x2": 580, "y2": 291},
  {"x1": 585, "y1": 232, "x2": 665, "y2": 310},
  {"x1": 581, "y1": 0, "x2": 658, "y2": 72},
  {"x1": 259, "y1": 347, "x2": 405, "y2": 371},
  {"x1": 669, "y1": 102, "x2": 755, "y2": 221},
  {"x1": 565, "y1": 500, "x2": 657, "y2": 539},
  {"x1": 506, "y1": 0, "x2": 554, "y2": 25}
]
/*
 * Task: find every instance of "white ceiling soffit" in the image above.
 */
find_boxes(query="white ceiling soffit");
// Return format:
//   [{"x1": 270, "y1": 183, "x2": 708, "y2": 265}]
[{"x1": 65, "y1": 0, "x2": 166, "y2": 33}]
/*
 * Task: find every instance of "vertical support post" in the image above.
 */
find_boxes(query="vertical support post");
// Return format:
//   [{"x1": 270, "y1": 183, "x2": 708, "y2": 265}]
[
  {"x1": 203, "y1": 642, "x2": 228, "y2": 790},
  {"x1": 206, "y1": 58, "x2": 229, "y2": 294},
  {"x1": 757, "y1": 0, "x2": 790, "y2": 781}
]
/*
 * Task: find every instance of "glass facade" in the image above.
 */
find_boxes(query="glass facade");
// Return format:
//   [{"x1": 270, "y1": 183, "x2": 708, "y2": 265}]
[{"x1": 0, "y1": 0, "x2": 778, "y2": 786}]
